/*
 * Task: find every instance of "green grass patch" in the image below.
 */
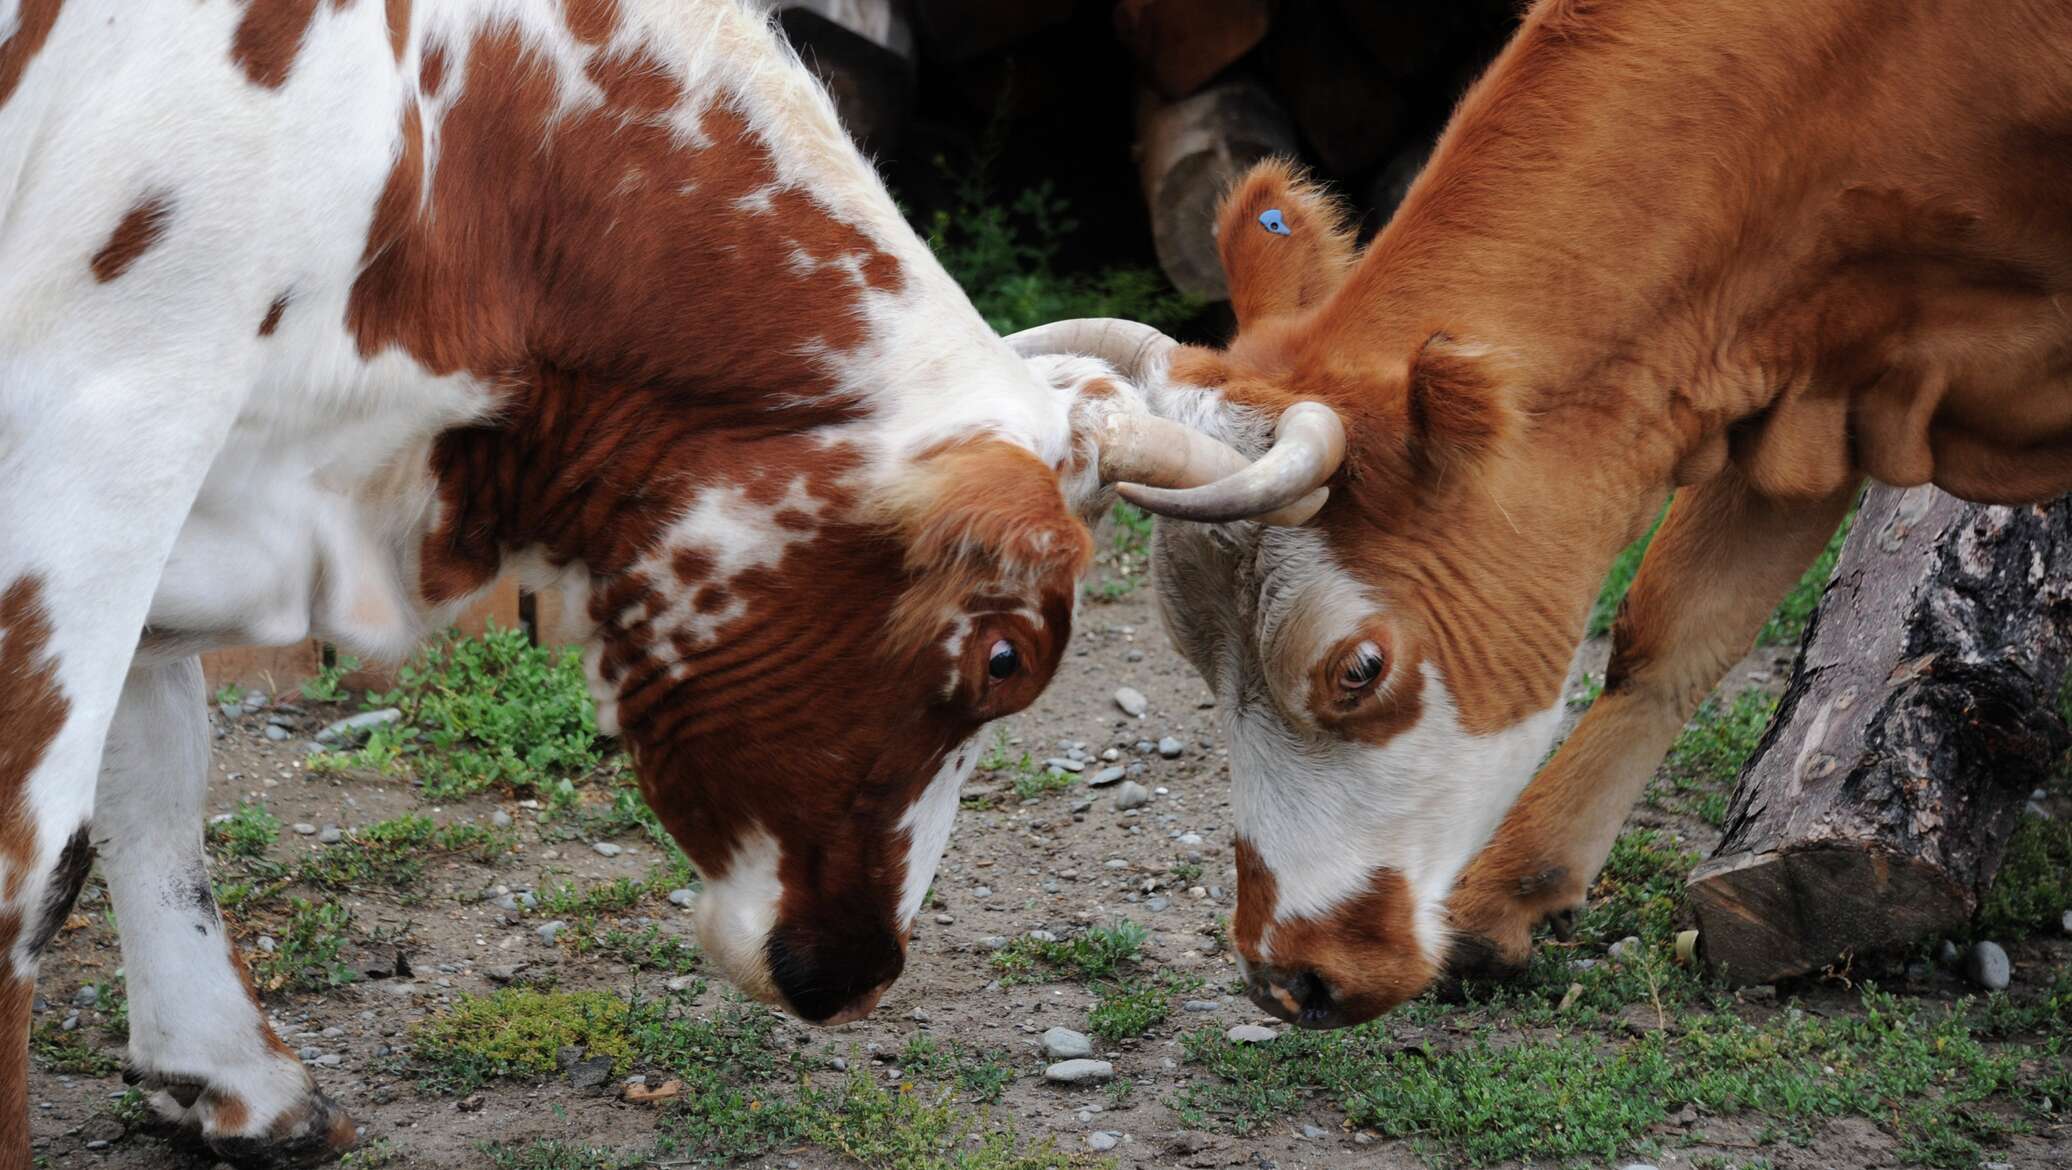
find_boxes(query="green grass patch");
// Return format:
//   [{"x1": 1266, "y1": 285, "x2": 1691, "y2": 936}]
[
  {"x1": 896, "y1": 1034, "x2": 1016, "y2": 1104},
  {"x1": 478, "y1": 1141, "x2": 641, "y2": 1170},
  {"x1": 1653, "y1": 689, "x2": 1778, "y2": 826},
  {"x1": 1088, "y1": 974, "x2": 1201, "y2": 1042},
  {"x1": 250, "y1": 898, "x2": 358, "y2": 993},
  {"x1": 298, "y1": 814, "x2": 510, "y2": 894},
  {"x1": 991, "y1": 920, "x2": 1149, "y2": 986},
  {"x1": 311, "y1": 625, "x2": 607, "y2": 799},
  {"x1": 1975, "y1": 813, "x2": 2072, "y2": 938},
  {"x1": 206, "y1": 799, "x2": 280, "y2": 859},
  {"x1": 412, "y1": 989, "x2": 638, "y2": 1093},
  {"x1": 1178, "y1": 984, "x2": 2058, "y2": 1167}
]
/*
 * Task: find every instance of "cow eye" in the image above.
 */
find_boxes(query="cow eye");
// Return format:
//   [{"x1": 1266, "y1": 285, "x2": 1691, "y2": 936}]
[
  {"x1": 987, "y1": 639, "x2": 1020, "y2": 682},
  {"x1": 1338, "y1": 641, "x2": 1385, "y2": 691}
]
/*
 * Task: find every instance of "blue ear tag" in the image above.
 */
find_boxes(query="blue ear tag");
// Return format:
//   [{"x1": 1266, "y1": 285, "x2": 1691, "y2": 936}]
[{"x1": 1258, "y1": 208, "x2": 1291, "y2": 236}]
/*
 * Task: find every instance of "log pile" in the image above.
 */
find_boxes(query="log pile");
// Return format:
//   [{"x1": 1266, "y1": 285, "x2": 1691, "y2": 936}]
[{"x1": 1687, "y1": 486, "x2": 2072, "y2": 984}]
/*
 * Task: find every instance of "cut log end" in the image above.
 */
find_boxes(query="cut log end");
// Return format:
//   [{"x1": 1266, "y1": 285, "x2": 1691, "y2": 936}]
[{"x1": 1688, "y1": 846, "x2": 1972, "y2": 985}]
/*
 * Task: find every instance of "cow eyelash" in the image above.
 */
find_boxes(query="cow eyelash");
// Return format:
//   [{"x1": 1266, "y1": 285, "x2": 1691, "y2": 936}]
[{"x1": 1336, "y1": 641, "x2": 1386, "y2": 694}]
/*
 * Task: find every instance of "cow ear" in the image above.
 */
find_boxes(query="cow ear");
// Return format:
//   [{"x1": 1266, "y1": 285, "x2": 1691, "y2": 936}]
[
  {"x1": 1217, "y1": 159, "x2": 1358, "y2": 332},
  {"x1": 1400, "y1": 334, "x2": 1512, "y2": 473},
  {"x1": 882, "y1": 438, "x2": 1094, "y2": 585}
]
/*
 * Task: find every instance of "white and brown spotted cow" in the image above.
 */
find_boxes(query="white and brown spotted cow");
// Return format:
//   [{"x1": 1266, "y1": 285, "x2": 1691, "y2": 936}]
[
  {"x1": 0, "y1": 1, "x2": 1348, "y2": 1164},
  {"x1": 1017, "y1": 0, "x2": 2072, "y2": 1028}
]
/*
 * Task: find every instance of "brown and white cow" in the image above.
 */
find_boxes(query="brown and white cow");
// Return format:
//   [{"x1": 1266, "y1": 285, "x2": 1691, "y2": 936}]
[
  {"x1": 0, "y1": 1, "x2": 1343, "y2": 1164},
  {"x1": 1017, "y1": 0, "x2": 2072, "y2": 1028}
]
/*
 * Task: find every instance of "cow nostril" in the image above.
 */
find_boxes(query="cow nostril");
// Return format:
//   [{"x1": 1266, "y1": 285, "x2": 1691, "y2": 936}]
[{"x1": 1244, "y1": 964, "x2": 1341, "y2": 1028}]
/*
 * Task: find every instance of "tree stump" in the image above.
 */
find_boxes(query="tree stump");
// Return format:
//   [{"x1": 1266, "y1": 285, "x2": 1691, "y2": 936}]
[
  {"x1": 1114, "y1": 0, "x2": 1272, "y2": 101},
  {"x1": 1135, "y1": 80, "x2": 1300, "y2": 301},
  {"x1": 1687, "y1": 485, "x2": 2072, "y2": 984}
]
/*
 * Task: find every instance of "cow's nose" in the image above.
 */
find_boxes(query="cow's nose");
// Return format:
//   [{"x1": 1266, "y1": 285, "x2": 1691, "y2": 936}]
[
  {"x1": 765, "y1": 926, "x2": 905, "y2": 1025},
  {"x1": 1243, "y1": 963, "x2": 1345, "y2": 1029}
]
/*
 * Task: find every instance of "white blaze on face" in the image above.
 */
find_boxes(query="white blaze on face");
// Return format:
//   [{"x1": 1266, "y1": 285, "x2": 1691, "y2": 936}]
[
  {"x1": 895, "y1": 738, "x2": 981, "y2": 929},
  {"x1": 1228, "y1": 674, "x2": 1560, "y2": 968},
  {"x1": 691, "y1": 825, "x2": 785, "y2": 1004}
]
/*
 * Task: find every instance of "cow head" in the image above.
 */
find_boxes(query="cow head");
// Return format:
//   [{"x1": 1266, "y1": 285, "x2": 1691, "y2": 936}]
[{"x1": 1015, "y1": 162, "x2": 1639, "y2": 1027}]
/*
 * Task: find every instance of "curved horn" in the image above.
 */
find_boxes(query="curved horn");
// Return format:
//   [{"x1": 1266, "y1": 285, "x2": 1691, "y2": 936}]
[
  {"x1": 1006, "y1": 318, "x2": 1177, "y2": 381},
  {"x1": 1110, "y1": 402, "x2": 1346, "y2": 526}
]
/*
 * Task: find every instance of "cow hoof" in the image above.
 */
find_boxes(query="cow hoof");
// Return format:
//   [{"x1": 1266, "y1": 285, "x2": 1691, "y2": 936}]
[{"x1": 204, "y1": 1088, "x2": 358, "y2": 1169}]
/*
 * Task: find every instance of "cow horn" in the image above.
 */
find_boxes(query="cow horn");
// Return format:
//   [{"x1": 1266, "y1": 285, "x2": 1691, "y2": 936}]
[
  {"x1": 1107, "y1": 401, "x2": 1346, "y2": 526},
  {"x1": 1005, "y1": 317, "x2": 1177, "y2": 382}
]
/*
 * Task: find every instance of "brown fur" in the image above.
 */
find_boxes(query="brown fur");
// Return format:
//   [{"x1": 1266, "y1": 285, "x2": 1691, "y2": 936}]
[
  {"x1": 0, "y1": 0, "x2": 62, "y2": 109},
  {"x1": 0, "y1": 914, "x2": 28, "y2": 1170},
  {"x1": 0, "y1": 578, "x2": 68, "y2": 907},
  {"x1": 1207, "y1": 0, "x2": 2072, "y2": 1009},
  {"x1": 230, "y1": 0, "x2": 323, "y2": 89},
  {"x1": 257, "y1": 293, "x2": 290, "y2": 337},
  {"x1": 88, "y1": 193, "x2": 173, "y2": 284},
  {"x1": 1233, "y1": 839, "x2": 1430, "y2": 1022}
]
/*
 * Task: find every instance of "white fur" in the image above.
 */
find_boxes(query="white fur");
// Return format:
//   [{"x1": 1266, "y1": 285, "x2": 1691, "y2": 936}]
[
  {"x1": 691, "y1": 826, "x2": 785, "y2": 1001},
  {"x1": 0, "y1": 0, "x2": 1108, "y2": 1147},
  {"x1": 894, "y1": 737, "x2": 979, "y2": 929}
]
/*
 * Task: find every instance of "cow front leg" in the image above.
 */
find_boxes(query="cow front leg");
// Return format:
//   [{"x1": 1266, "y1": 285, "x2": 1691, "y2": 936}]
[
  {"x1": 96, "y1": 659, "x2": 355, "y2": 1167},
  {"x1": 1445, "y1": 469, "x2": 1858, "y2": 979}
]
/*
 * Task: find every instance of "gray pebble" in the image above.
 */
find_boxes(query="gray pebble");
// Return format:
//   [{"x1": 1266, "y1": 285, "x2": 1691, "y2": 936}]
[
  {"x1": 1967, "y1": 940, "x2": 2011, "y2": 990},
  {"x1": 298, "y1": 1046, "x2": 322, "y2": 1060},
  {"x1": 71, "y1": 986, "x2": 97, "y2": 1007},
  {"x1": 1937, "y1": 938, "x2": 1962, "y2": 967},
  {"x1": 536, "y1": 920, "x2": 568, "y2": 945},
  {"x1": 1300, "y1": 1124, "x2": 1328, "y2": 1139},
  {"x1": 317, "y1": 826, "x2": 342, "y2": 845},
  {"x1": 973, "y1": 885, "x2": 992, "y2": 899},
  {"x1": 1157, "y1": 736, "x2": 1184, "y2": 758},
  {"x1": 569, "y1": 1056, "x2": 615, "y2": 1090},
  {"x1": 1113, "y1": 687, "x2": 1149, "y2": 718},
  {"x1": 257, "y1": 936, "x2": 277, "y2": 954},
  {"x1": 665, "y1": 975, "x2": 699, "y2": 992},
  {"x1": 1607, "y1": 936, "x2": 1642, "y2": 961},
  {"x1": 592, "y1": 841, "x2": 623, "y2": 858},
  {"x1": 667, "y1": 888, "x2": 696, "y2": 908},
  {"x1": 829, "y1": 1056, "x2": 848, "y2": 1072},
  {"x1": 1041, "y1": 1027, "x2": 1093, "y2": 1061},
  {"x1": 1114, "y1": 781, "x2": 1151, "y2": 811},
  {"x1": 1177, "y1": 832, "x2": 1203, "y2": 846},
  {"x1": 1146, "y1": 897, "x2": 1169, "y2": 912},
  {"x1": 1226, "y1": 1024, "x2": 1277, "y2": 1044},
  {"x1": 313, "y1": 1054, "x2": 342, "y2": 1067},
  {"x1": 1044, "y1": 757, "x2": 1085, "y2": 773},
  {"x1": 1086, "y1": 1132, "x2": 1118, "y2": 1152},
  {"x1": 1042, "y1": 1059, "x2": 1114, "y2": 1085},
  {"x1": 264, "y1": 724, "x2": 291, "y2": 741},
  {"x1": 2061, "y1": 909, "x2": 2072, "y2": 937},
  {"x1": 1182, "y1": 1000, "x2": 1219, "y2": 1013},
  {"x1": 1125, "y1": 649, "x2": 1145, "y2": 662},
  {"x1": 291, "y1": 823, "x2": 317, "y2": 836},
  {"x1": 315, "y1": 707, "x2": 402, "y2": 744},
  {"x1": 1087, "y1": 766, "x2": 1126, "y2": 788},
  {"x1": 491, "y1": 809, "x2": 513, "y2": 829}
]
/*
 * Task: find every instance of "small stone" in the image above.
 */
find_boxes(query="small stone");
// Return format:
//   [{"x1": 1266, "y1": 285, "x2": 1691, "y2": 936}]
[
  {"x1": 218, "y1": 702, "x2": 244, "y2": 722},
  {"x1": 1100, "y1": 748, "x2": 1121, "y2": 762},
  {"x1": 973, "y1": 886, "x2": 992, "y2": 899},
  {"x1": 1113, "y1": 687, "x2": 1149, "y2": 718},
  {"x1": 1157, "y1": 737, "x2": 1184, "y2": 758},
  {"x1": 1177, "y1": 832, "x2": 1203, "y2": 846},
  {"x1": 1146, "y1": 897, "x2": 1169, "y2": 912},
  {"x1": 1607, "y1": 935, "x2": 1643, "y2": 961},
  {"x1": 1617, "y1": 1164, "x2": 1661, "y2": 1170},
  {"x1": 298, "y1": 1046, "x2": 322, "y2": 1060},
  {"x1": 1226, "y1": 1024, "x2": 1277, "y2": 1044},
  {"x1": 317, "y1": 826, "x2": 342, "y2": 845},
  {"x1": 264, "y1": 724, "x2": 291, "y2": 741},
  {"x1": 665, "y1": 975, "x2": 699, "y2": 992},
  {"x1": 976, "y1": 936, "x2": 1008, "y2": 951},
  {"x1": 829, "y1": 1056, "x2": 848, "y2": 1072},
  {"x1": 256, "y1": 936, "x2": 277, "y2": 954},
  {"x1": 315, "y1": 707, "x2": 402, "y2": 744},
  {"x1": 1087, "y1": 766, "x2": 1126, "y2": 788},
  {"x1": 667, "y1": 888, "x2": 696, "y2": 908},
  {"x1": 71, "y1": 986, "x2": 97, "y2": 1007},
  {"x1": 491, "y1": 810, "x2": 513, "y2": 829},
  {"x1": 1025, "y1": 930, "x2": 1059, "y2": 943},
  {"x1": 1044, "y1": 757, "x2": 1086, "y2": 773},
  {"x1": 1966, "y1": 940, "x2": 2011, "y2": 990},
  {"x1": 1937, "y1": 938, "x2": 1962, "y2": 967},
  {"x1": 291, "y1": 823, "x2": 317, "y2": 836},
  {"x1": 536, "y1": 920, "x2": 568, "y2": 945},
  {"x1": 2061, "y1": 909, "x2": 2072, "y2": 937},
  {"x1": 1114, "y1": 781, "x2": 1151, "y2": 811},
  {"x1": 569, "y1": 1056, "x2": 615, "y2": 1090},
  {"x1": 1042, "y1": 1027, "x2": 1094, "y2": 1061},
  {"x1": 592, "y1": 841, "x2": 623, "y2": 858},
  {"x1": 1086, "y1": 1132, "x2": 1118, "y2": 1152},
  {"x1": 1300, "y1": 1124, "x2": 1328, "y2": 1139},
  {"x1": 313, "y1": 1054, "x2": 342, "y2": 1067},
  {"x1": 1043, "y1": 1059, "x2": 1114, "y2": 1085},
  {"x1": 485, "y1": 965, "x2": 522, "y2": 984}
]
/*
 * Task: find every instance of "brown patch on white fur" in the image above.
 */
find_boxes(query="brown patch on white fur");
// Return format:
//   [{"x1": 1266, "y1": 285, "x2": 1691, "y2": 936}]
[
  {"x1": 0, "y1": 0, "x2": 63, "y2": 109},
  {"x1": 0, "y1": 578, "x2": 68, "y2": 906},
  {"x1": 230, "y1": 1, "x2": 323, "y2": 90},
  {"x1": 1234, "y1": 839, "x2": 1431, "y2": 1022},
  {"x1": 89, "y1": 192, "x2": 174, "y2": 283}
]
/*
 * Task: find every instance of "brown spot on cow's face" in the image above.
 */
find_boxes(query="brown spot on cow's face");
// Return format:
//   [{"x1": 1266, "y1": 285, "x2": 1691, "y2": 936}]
[
  {"x1": 0, "y1": 0, "x2": 63, "y2": 109},
  {"x1": 0, "y1": 577, "x2": 69, "y2": 906},
  {"x1": 1232, "y1": 839, "x2": 1432, "y2": 1028},
  {"x1": 230, "y1": 0, "x2": 322, "y2": 89},
  {"x1": 257, "y1": 293, "x2": 290, "y2": 337},
  {"x1": 89, "y1": 193, "x2": 173, "y2": 283}
]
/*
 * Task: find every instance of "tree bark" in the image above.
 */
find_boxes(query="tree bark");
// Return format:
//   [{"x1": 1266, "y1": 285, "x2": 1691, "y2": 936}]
[
  {"x1": 1687, "y1": 485, "x2": 2072, "y2": 984},
  {"x1": 1113, "y1": 0, "x2": 1272, "y2": 101},
  {"x1": 1135, "y1": 80, "x2": 1300, "y2": 301}
]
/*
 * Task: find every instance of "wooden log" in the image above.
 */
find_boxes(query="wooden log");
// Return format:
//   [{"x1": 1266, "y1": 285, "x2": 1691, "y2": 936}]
[
  {"x1": 775, "y1": 1, "x2": 915, "y2": 151},
  {"x1": 1687, "y1": 485, "x2": 2072, "y2": 984},
  {"x1": 199, "y1": 641, "x2": 324, "y2": 695},
  {"x1": 1135, "y1": 80, "x2": 1301, "y2": 301},
  {"x1": 1113, "y1": 0, "x2": 1271, "y2": 101},
  {"x1": 1261, "y1": 2, "x2": 1404, "y2": 175},
  {"x1": 911, "y1": 0, "x2": 1073, "y2": 65}
]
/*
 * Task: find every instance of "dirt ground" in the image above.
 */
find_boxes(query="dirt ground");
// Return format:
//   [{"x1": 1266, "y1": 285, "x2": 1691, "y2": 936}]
[{"x1": 25, "y1": 558, "x2": 2072, "y2": 1170}]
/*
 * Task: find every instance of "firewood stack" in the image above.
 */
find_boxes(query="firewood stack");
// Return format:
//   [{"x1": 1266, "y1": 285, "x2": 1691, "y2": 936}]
[{"x1": 766, "y1": 0, "x2": 1519, "y2": 301}]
